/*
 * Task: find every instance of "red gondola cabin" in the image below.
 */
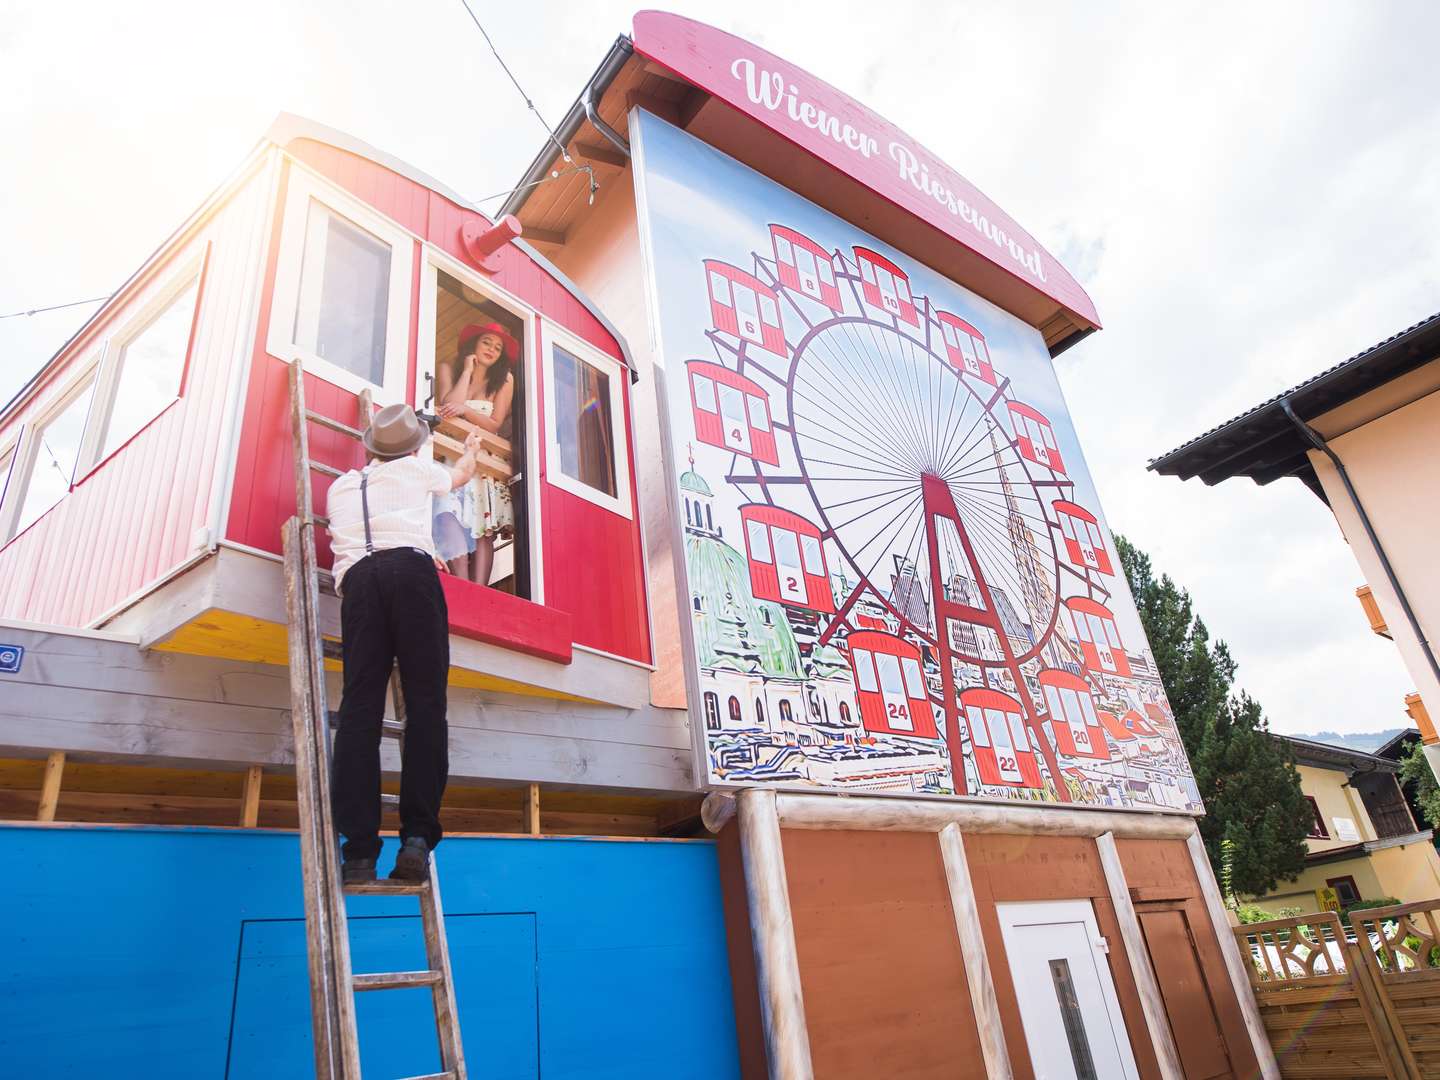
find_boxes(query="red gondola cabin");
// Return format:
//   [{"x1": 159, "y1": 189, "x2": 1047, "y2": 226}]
[
  {"x1": 845, "y1": 630, "x2": 938, "y2": 738},
  {"x1": 960, "y1": 687, "x2": 1042, "y2": 788},
  {"x1": 686, "y1": 360, "x2": 780, "y2": 465},
  {"x1": 853, "y1": 247, "x2": 919, "y2": 326},
  {"x1": 705, "y1": 260, "x2": 786, "y2": 354},
  {"x1": 1007, "y1": 401, "x2": 1065, "y2": 474},
  {"x1": 739, "y1": 504, "x2": 834, "y2": 612},
  {"x1": 1039, "y1": 669, "x2": 1111, "y2": 761},
  {"x1": 770, "y1": 225, "x2": 842, "y2": 311},
  {"x1": 1052, "y1": 500, "x2": 1113, "y2": 576},
  {"x1": 936, "y1": 312, "x2": 996, "y2": 385},
  {"x1": 1064, "y1": 597, "x2": 1132, "y2": 677}
]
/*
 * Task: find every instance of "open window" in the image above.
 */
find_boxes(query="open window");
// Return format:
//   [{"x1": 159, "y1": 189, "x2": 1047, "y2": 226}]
[
  {"x1": 267, "y1": 167, "x2": 412, "y2": 402},
  {"x1": 0, "y1": 369, "x2": 98, "y2": 543},
  {"x1": 542, "y1": 320, "x2": 631, "y2": 518}
]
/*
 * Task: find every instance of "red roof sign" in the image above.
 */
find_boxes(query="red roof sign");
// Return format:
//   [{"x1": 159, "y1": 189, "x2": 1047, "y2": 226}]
[{"x1": 632, "y1": 10, "x2": 1100, "y2": 328}]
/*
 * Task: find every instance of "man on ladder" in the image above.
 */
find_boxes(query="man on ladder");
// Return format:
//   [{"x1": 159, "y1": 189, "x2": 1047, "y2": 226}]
[{"x1": 325, "y1": 403, "x2": 486, "y2": 884}]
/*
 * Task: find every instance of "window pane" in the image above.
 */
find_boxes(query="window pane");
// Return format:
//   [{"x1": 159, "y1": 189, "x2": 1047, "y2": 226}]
[
  {"x1": 1008, "y1": 713, "x2": 1029, "y2": 750},
  {"x1": 692, "y1": 373, "x2": 717, "y2": 411},
  {"x1": 746, "y1": 394, "x2": 770, "y2": 431},
  {"x1": 795, "y1": 247, "x2": 816, "y2": 276},
  {"x1": 817, "y1": 258, "x2": 833, "y2": 284},
  {"x1": 101, "y1": 279, "x2": 199, "y2": 459},
  {"x1": 296, "y1": 202, "x2": 390, "y2": 385},
  {"x1": 746, "y1": 519, "x2": 773, "y2": 563},
  {"x1": 875, "y1": 652, "x2": 905, "y2": 695},
  {"x1": 16, "y1": 378, "x2": 96, "y2": 535},
  {"x1": 900, "y1": 656, "x2": 924, "y2": 698},
  {"x1": 708, "y1": 270, "x2": 730, "y2": 301},
  {"x1": 852, "y1": 648, "x2": 878, "y2": 692},
  {"x1": 800, "y1": 534, "x2": 823, "y2": 575},
  {"x1": 1049, "y1": 959, "x2": 1099, "y2": 1080},
  {"x1": 552, "y1": 344, "x2": 617, "y2": 498},
  {"x1": 988, "y1": 708, "x2": 1012, "y2": 749},
  {"x1": 774, "y1": 236, "x2": 793, "y2": 262},
  {"x1": 773, "y1": 529, "x2": 801, "y2": 571},
  {"x1": 966, "y1": 706, "x2": 989, "y2": 747}
]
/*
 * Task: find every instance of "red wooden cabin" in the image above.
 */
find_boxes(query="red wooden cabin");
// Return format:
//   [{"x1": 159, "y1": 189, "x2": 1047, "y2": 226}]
[
  {"x1": 959, "y1": 687, "x2": 1042, "y2": 788},
  {"x1": 686, "y1": 360, "x2": 780, "y2": 464},
  {"x1": 770, "y1": 225, "x2": 841, "y2": 311},
  {"x1": 936, "y1": 312, "x2": 996, "y2": 386},
  {"x1": 845, "y1": 630, "x2": 938, "y2": 739},
  {"x1": 704, "y1": 260, "x2": 786, "y2": 354},
  {"x1": 1052, "y1": 499, "x2": 1113, "y2": 576},
  {"x1": 1006, "y1": 401, "x2": 1065, "y2": 474},
  {"x1": 1064, "y1": 597, "x2": 1132, "y2": 678},
  {"x1": 853, "y1": 247, "x2": 919, "y2": 326},
  {"x1": 739, "y1": 504, "x2": 834, "y2": 612},
  {"x1": 1038, "y1": 669, "x2": 1111, "y2": 761}
]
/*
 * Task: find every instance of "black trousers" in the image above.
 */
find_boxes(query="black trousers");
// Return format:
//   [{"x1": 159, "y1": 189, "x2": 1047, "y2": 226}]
[{"x1": 332, "y1": 548, "x2": 450, "y2": 861}]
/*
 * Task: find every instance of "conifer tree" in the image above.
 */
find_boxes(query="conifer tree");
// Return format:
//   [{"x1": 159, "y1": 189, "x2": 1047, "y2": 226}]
[{"x1": 1116, "y1": 535, "x2": 1310, "y2": 895}]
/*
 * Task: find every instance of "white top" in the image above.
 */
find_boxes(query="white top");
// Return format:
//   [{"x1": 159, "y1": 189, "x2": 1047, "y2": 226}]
[{"x1": 327, "y1": 454, "x2": 453, "y2": 591}]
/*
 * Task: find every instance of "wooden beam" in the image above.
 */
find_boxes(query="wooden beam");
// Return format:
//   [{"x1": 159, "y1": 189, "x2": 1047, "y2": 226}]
[
  {"x1": 773, "y1": 792, "x2": 1198, "y2": 840},
  {"x1": 521, "y1": 226, "x2": 566, "y2": 247},
  {"x1": 574, "y1": 141, "x2": 627, "y2": 169},
  {"x1": 626, "y1": 91, "x2": 682, "y2": 126},
  {"x1": 1184, "y1": 828, "x2": 1281, "y2": 1080},
  {"x1": 526, "y1": 782, "x2": 540, "y2": 836},
  {"x1": 736, "y1": 788, "x2": 814, "y2": 1080},
  {"x1": 240, "y1": 764, "x2": 263, "y2": 828},
  {"x1": 1095, "y1": 832, "x2": 1184, "y2": 1080},
  {"x1": 938, "y1": 824, "x2": 1013, "y2": 1080},
  {"x1": 36, "y1": 750, "x2": 65, "y2": 822}
]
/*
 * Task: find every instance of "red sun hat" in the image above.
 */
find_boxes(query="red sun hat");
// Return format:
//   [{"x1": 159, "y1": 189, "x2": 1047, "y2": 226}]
[{"x1": 458, "y1": 321, "x2": 519, "y2": 362}]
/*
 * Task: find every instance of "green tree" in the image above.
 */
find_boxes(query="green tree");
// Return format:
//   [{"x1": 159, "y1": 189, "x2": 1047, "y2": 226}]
[
  {"x1": 1399, "y1": 739, "x2": 1440, "y2": 829},
  {"x1": 1116, "y1": 535, "x2": 1310, "y2": 895}
]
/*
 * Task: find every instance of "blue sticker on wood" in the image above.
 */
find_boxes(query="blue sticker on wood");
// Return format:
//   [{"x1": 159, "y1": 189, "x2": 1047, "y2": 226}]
[{"x1": 0, "y1": 643, "x2": 22, "y2": 673}]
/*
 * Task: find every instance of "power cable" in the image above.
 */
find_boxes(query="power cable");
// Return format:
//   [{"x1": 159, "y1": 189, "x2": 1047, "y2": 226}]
[{"x1": 0, "y1": 296, "x2": 109, "y2": 320}]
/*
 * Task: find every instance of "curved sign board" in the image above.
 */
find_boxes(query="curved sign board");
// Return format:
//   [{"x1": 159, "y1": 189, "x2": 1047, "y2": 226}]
[{"x1": 632, "y1": 10, "x2": 1101, "y2": 330}]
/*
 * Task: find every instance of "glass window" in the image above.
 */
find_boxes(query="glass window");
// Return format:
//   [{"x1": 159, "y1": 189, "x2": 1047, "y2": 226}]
[
  {"x1": 728, "y1": 696, "x2": 742, "y2": 724},
  {"x1": 759, "y1": 289, "x2": 778, "y2": 323},
  {"x1": 860, "y1": 260, "x2": 875, "y2": 284},
  {"x1": 1043, "y1": 685, "x2": 1064, "y2": 722},
  {"x1": 720, "y1": 384, "x2": 748, "y2": 429},
  {"x1": 795, "y1": 247, "x2": 816, "y2": 277},
  {"x1": 875, "y1": 652, "x2": 905, "y2": 696},
  {"x1": 294, "y1": 200, "x2": 391, "y2": 386},
  {"x1": 1049, "y1": 959, "x2": 1099, "y2": 1080},
  {"x1": 974, "y1": 338, "x2": 989, "y2": 365},
  {"x1": 852, "y1": 648, "x2": 879, "y2": 692},
  {"x1": 746, "y1": 519, "x2": 773, "y2": 563},
  {"x1": 1072, "y1": 611, "x2": 1091, "y2": 641},
  {"x1": 941, "y1": 322, "x2": 956, "y2": 346},
  {"x1": 988, "y1": 708, "x2": 1012, "y2": 749},
  {"x1": 800, "y1": 534, "x2": 824, "y2": 576},
  {"x1": 966, "y1": 705, "x2": 989, "y2": 747},
  {"x1": 755, "y1": 698, "x2": 766, "y2": 724},
  {"x1": 774, "y1": 236, "x2": 794, "y2": 263},
  {"x1": 1059, "y1": 514, "x2": 1076, "y2": 540},
  {"x1": 14, "y1": 376, "x2": 96, "y2": 537},
  {"x1": 1059, "y1": 686, "x2": 1082, "y2": 726},
  {"x1": 901, "y1": 656, "x2": 925, "y2": 698},
  {"x1": 746, "y1": 394, "x2": 770, "y2": 431},
  {"x1": 708, "y1": 270, "x2": 730, "y2": 302},
  {"x1": 1008, "y1": 713, "x2": 1029, "y2": 751},
  {"x1": 774, "y1": 529, "x2": 802, "y2": 572},
  {"x1": 692, "y1": 373, "x2": 717, "y2": 411},
  {"x1": 98, "y1": 278, "x2": 199, "y2": 461},
  {"x1": 551, "y1": 344, "x2": 617, "y2": 498},
  {"x1": 780, "y1": 699, "x2": 793, "y2": 722},
  {"x1": 1102, "y1": 618, "x2": 1122, "y2": 648},
  {"x1": 896, "y1": 276, "x2": 911, "y2": 301},
  {"x1": 817, "y1": 258, "x2": 833, "y2": 285}
]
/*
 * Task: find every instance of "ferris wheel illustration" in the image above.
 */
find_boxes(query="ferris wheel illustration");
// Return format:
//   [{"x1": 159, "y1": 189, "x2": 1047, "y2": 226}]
[{"x1": 690, "y1": 224, "x2": 1121, "y2": 798}]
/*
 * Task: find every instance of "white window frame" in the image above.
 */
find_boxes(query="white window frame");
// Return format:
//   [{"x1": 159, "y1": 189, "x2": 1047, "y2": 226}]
[
  {"x1": 0, "y1": 431, "x2": 23, "y2": 542},
  {"x1": 267, "y1": 164, "x2": 413, "y2": 403},
  {"x1": 79, "y1": 249, "x2": 206, "y2": 478},
  {"x1": 541, "y1": 318, "x2": 632, "y2": 519},
  {"x1": 0, "y1": 362, "x2": 101, "y2": 544}
]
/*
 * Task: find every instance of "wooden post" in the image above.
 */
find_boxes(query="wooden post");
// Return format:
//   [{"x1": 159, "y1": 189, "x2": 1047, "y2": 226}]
[
  {"x1": 526, "y1": 782, "x2": 541, "y2": 836},
  {"x1": 938, "y1": 824, "x2": 1013, "y2": 1079},
  {"x1": 1184, "y1": 827, "x2": 1281, "y2": 1080},
  {"x1": 736, "y1": 788, "x2": 814, "y2": 1080},
  {"x1": 36, "y1": 751, "x2": 65, "y2": 822},
  {"x1": 1095, "y1": 832, "x2": 1184, "y2": 1080},
  {"x1": 240, "y1": 765, "x2": 263, "y2": 828}
]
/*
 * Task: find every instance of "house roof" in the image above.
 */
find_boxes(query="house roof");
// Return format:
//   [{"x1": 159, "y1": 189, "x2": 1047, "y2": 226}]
[
  {"x1": 1274, "y1": 732, "x2": 1401, "y2": 774},
  {"x1": 1147, "y1": 311, "x2": 1440, "y2": 498},
  {"x1": 1374, "y1": 728, "x2": 1421, "y2": 761}
]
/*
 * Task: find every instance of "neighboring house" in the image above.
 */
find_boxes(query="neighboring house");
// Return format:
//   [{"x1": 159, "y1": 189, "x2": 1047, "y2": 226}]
[
  {"x1": 1261, "y1": 734, "x2": 1440, "y2": 910},
  {"x1": 1374, "y1": 726, "x2": 1439, "y2": 848},
  {"x1": 1151, "y1": 314, "x2": 1440, "y2": 786}
]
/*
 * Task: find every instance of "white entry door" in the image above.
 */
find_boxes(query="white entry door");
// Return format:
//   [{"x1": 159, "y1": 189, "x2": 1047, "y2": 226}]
[{"x1": 997, "y1": 899, "x2": 1140, "y2": 1080}]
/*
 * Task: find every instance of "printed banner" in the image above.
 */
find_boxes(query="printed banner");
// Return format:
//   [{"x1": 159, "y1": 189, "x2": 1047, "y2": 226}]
[{"x1": 633, "y1": 111, "x2": 1202, "y2": 812}]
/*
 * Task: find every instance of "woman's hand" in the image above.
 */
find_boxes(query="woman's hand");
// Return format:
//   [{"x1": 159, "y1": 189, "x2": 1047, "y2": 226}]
[{"x1": 436, "y1": 403, "x2": 463, "y2": 419}]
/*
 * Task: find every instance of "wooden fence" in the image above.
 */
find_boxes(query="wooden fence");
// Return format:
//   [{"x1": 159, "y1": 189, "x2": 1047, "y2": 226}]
[{"x1": 1235, "y1": 899, "x2": 1440, "y2": 1079}]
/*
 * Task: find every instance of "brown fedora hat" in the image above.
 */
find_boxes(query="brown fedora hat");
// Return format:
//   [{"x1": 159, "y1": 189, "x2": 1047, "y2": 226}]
[{"x1": 362, "y1": 403, "x2": 428, "y2": 459}]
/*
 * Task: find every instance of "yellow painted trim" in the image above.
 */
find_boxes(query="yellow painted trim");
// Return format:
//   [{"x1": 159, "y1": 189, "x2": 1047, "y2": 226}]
[{"x1": 155, "y1": 608, "x2": 597, "y2": 702}]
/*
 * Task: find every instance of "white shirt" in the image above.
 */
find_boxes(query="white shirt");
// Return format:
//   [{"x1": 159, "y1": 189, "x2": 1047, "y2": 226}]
[{"x1": 327, "y1": 454, "x2": 453, "y2": 591}]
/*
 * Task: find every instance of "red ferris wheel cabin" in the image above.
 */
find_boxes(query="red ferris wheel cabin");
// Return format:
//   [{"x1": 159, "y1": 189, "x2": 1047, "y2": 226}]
[
  {"x1": 686, "y1": 360, "x2": 779, "y2": 464},
  {"x1": 1038, "y1": 669, "x2": 1112, "y2": 761},
  {"x1": 845, "y1": 630, "x2": 938, "y2": 739},
  {"x1": 704, "y1": 260, "x2": 786, "y2": 355},
  {"x1": 1006, "y1": 401, "x2": 1065, "y2": 474},
  {"x1": 739, "y1": 504, "x2": 834, "y2": 612},
  {"x1": 853, "y1": 247, "x2": 919, "y2": 326},
  {"x1": 1052, "y1": 500, "x2": 1113, "y2": 576},
  {"x1": 770, "y1": 225, "x2": 842, "y2": 312},
  {"x1": 959, "y1": 687, "x2": 1042, "y2": 788},
  {"x1": 935, "y1": 312, "x2": 996, "y2": 386},
  {"x1": 1063, "y1": 597, "x2": 1132, "y2": 678}
]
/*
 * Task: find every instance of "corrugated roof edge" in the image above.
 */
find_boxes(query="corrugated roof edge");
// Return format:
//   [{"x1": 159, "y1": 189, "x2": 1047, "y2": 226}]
[{"x1": 1149, "y1": 311, "x2": 1440, "y2": 473}]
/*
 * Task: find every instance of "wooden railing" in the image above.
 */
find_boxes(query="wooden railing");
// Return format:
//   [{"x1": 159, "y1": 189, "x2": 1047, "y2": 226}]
[{"x1": 429, "y1": 413, "x2": 513, "y2": 486}]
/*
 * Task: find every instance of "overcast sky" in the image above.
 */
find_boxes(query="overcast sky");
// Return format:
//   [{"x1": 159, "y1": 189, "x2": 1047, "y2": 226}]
[{"x1": 3, "y1": 1, "x2": 1437, "y2": 736}]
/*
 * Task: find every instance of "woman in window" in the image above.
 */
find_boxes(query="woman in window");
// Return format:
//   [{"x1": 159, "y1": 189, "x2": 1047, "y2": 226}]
[{"x1": 433, "y1": 322, "x2": 517, "y2": 586}]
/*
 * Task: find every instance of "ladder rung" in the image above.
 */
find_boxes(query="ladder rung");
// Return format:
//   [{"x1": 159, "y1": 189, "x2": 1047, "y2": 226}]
[
  {"x1": 380, "y1": 792, "x2": 400, "y2": 808},
  {"x1": 398, "y1": 1072, "x2": 457, "y2": 1080},
  {"x1": 353, "y1": 969, "x2": 442, "y2": 991},
  {"x1": 309, "y1": 514, "x2": 330, "y2": 528},
  {"x1": 305, "y1": 410, "x2": 365, "y2": 439},
  {"x1": 327, "y1": 712, "x2": 405, "y2": 739},
  {"x1": 309, "y1": 460, "x2": 344, "y2": 479},
  {"x1": 344, "y1": 879, "x2": 429, "y2": 895}
]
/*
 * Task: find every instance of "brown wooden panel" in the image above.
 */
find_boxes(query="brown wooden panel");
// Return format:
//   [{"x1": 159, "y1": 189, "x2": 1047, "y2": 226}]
[
  {"x1": 782, "y1": 829, "x2": 981, "y2": 1079},
  {"x1": 1138, "y1": 906, "x2": 1235, "y2": 1079}
]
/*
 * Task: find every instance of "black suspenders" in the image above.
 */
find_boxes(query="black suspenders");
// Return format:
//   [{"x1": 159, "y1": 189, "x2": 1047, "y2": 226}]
[{"x1": 359, "y1": 469, "x2": 375, "y2": 555}]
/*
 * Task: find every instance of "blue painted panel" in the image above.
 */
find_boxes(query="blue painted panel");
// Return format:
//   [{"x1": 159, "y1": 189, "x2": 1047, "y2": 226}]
[{"x1": 0, "y1": 826, "x2": 739, "y2": 1080}]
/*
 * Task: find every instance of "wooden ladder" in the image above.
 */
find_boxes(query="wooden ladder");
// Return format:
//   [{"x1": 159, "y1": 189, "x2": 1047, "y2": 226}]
[{"x1": 281, "y1": 357, "x2": 467, "y2": 1080}]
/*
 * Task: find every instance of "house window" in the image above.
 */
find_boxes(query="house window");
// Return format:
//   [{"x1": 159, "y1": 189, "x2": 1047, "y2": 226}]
[
  {"x1": 703, "y1": 692, "x2": 721, "y2": 731},
  {"x1": 1305, "y1": 796, "x2": 1329, "y2": 839},
  {"x1": 755, "y1": 698, "x2": 766, "y2": 724},
  {"x1": 542, "y1": 323, "x2": 631, "y2": 517},
  {"x1": 727, "y1": 696, "x2": 742, "y2": 726},
  {"x1": 1327, "y1": 876, "x2": 1361, "y2": 906},
  {"x1": 267, "y1": 170, "x2": 412, "y2": 401},
  {"x1": 4, "y1": 372, "x2": 97, "y2": 542},
  {"x1": 779, "y1": 700, "x2": 793, "y2": 724}
]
